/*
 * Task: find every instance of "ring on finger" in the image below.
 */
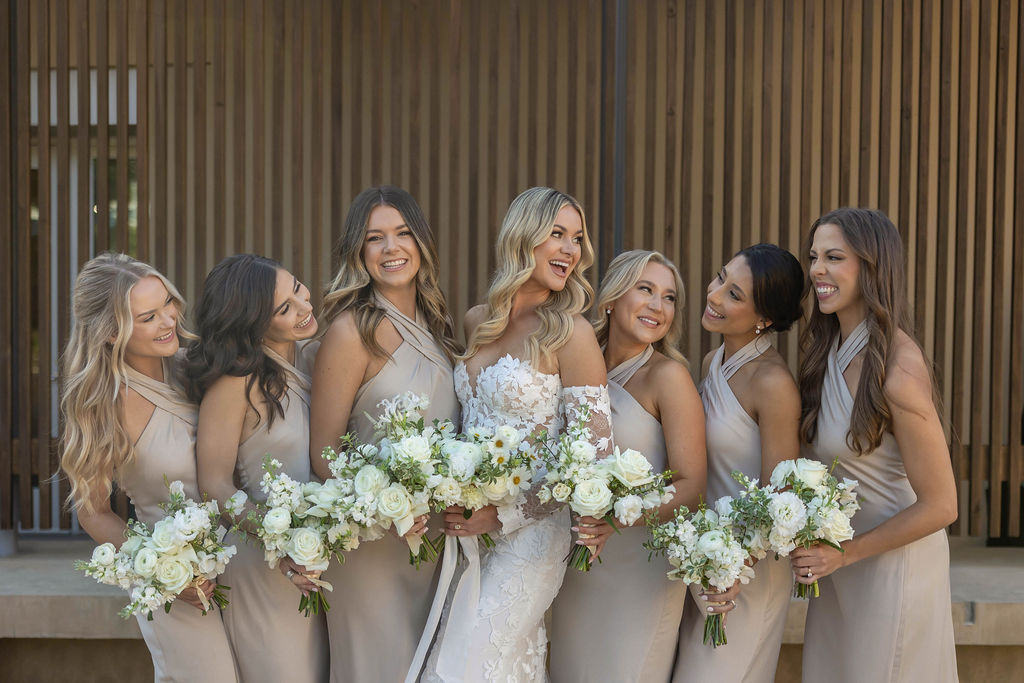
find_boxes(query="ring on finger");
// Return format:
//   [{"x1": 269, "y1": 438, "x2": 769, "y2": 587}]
[
  {"x1": 454, "y1": 523, "x2": 462, "y2": 530},
  {"x1": 806, "y1": 570, "x2": 813, "y2": 578},
  {"x1": 286, "y1": 569, "x2": 296, "y2": 578}
]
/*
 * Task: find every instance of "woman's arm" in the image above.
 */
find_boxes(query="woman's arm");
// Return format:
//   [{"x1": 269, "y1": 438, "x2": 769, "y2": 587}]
[
  {"x1": 196, "y1": 374, "x2": 250, "y2": 512},
  {"x1": 792, "y1": 335, "x2": 957, "y2": 581},
  {"x1": 309, "y1": 314, "x2": 370, "y2": 480},
  {"x1": 750, "y1": 361, "x2": 801, "y2": 484},
  {"x1": 652, "y1": 358, "x2": 706, "y2": 522}
]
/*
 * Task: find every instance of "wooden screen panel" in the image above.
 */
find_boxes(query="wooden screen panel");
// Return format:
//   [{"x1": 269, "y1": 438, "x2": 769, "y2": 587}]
[{"x1": 0, "y1": 0, "x2": 14, "y2": 530}]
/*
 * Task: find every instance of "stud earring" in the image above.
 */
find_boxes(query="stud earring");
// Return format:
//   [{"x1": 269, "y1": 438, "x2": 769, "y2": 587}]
[{"x1": 606, "y1": 308, "x2": 612, "y2": 315}]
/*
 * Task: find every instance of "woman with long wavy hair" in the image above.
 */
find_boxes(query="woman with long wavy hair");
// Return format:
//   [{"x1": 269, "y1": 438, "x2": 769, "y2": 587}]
[
  {"x1": 549, "y1": 249, "x2": 706, "y2": 682},
  {"x1": 60, "y1": 253, "x2": 238, "y2": 682},
  {"x1": 793, "y1": 208, "x2": 957, "y2": 682},
  {"x1": 309, "y1": 186, "x2": 461, "y2": 682},
  {"x1": 673, "y1": 243, "x2": 804, "y2": 683},
  {"x1": 409, "y1": 187, "x2": 613, "y2": 682},
  {"x1": 185, "y1": 254, "x2": 328, "y2": 682}
]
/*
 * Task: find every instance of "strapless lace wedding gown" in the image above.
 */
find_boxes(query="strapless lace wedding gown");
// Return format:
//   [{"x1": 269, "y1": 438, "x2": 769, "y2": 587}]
[{"x1": 412, "y1": 354, "x2": 612, "y2": 683}]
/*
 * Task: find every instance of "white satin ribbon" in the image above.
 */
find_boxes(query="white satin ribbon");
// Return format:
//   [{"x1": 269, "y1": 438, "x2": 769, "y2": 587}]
[{"x1": 405, "y1": 534, "x2": 481, "y2": 683}]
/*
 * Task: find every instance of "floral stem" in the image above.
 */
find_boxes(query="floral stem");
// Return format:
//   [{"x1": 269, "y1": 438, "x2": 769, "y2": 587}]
[
  {"x1": 702, "y1": 613, "x2": 727, "y2": 647},
  {"x1": 298, "y1": 590, "x2": 331, "y2": 616}
]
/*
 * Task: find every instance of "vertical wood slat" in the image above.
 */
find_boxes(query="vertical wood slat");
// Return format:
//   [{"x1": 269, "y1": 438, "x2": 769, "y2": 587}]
[
  {"x1": 0, "y1": 0, "x2": 14, "y2": 529},
  {"x1": 95, "y1": 0, "x2": 109, "y2": 251},
  {"x1": 35, "y1": 0, "x2": 52, "y2": 529},
  {"x1": 172, "y1": 0, "x2": 185, "y2": 290},
  {"x1": 192, "y1": 0, "x2": 206, "y2": 279},
  {"x1": 115, "y1": 0, "x2": 129, "y2": 252},
  {"x1": 134, "y1": 0, "x2": 148, "y2": 263},
  {"x1": 15, "y1": 0, "x2": 32, "y2": 526},
  {"x1": 211, "y1": 0, "x2": 224, "y2": 262},
  {"x1": 1009, "y1": 0, "x2": 1024, "y2": 537},
  {"x1": 152, "y1": 0, "x2": 166, "y2": 275}
]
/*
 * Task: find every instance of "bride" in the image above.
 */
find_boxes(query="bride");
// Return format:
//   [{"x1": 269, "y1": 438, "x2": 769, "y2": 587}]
[{"x1": 410, "y1": 187, "x2": 613, "y2": 682}]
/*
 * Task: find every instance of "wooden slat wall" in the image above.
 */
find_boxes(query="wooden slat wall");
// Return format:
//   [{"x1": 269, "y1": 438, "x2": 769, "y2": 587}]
[
  {"x1": 2, "y1": 0, "x2": 1021, "y2": 539},
  {"x1": 626, "y1": 0, "x2": 1024, "y2": 538}
]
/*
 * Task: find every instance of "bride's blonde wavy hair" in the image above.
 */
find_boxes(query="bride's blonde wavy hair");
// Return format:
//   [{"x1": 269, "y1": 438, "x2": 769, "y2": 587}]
[
  {"x1": 462, "y1": 187, "x2": 594, "y2": 367},
  {"x1": 592, "y1": 250, "x2": 687, "y2": 365},
  {"x1": 60, "y1": 253, "x2": 192, "y2": 513}
]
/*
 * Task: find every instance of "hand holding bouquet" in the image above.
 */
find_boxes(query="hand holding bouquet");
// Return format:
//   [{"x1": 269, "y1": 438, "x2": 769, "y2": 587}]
[
  {"x1": 645, "y1": 502, "x2": 753, "y2": 647},
  {"x1": 75, "y1": 480, "x2": 235, "y2": 620}
]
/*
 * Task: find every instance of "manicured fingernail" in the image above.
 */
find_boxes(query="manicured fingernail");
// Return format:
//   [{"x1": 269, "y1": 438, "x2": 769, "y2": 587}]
[
  {"x1": 701, "y1": 595, "x2": 708, "y2": 601},
  {"x1": 707, "y1": 606, "x2": 715, "y2": 613}
]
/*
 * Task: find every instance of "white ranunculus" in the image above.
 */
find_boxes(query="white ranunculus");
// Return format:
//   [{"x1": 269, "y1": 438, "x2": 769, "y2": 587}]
[
  {"x1": 603, "y1": 448, "x2": 655, "y2": 488},
  {"x1": 150, "y1": 519, "x2": 185, "y2": 554},
  {"x1": 133, "y1": 547, "x2": 159, "y2": 577},
  {"x1": 571, "y1": 479, "x2": 614, "y2": 517},
  {"x1": 91, "y1": 542, "x2": 117, "y2": 566},
  {"x1": 154, "y1": 554, "x2": 193, "y2": 594},
  {"x1": 494, "y1": 425, "x2": 521, "y2": 451},
  {"x1": 613, "y1": 494, "x2": 644, "y2": 526},
  {"x1": 377, "y1": 484, "x2": 413, "y2": 523},
  {"x1": 262, "y1": 507, "x2": 293, "y2": 535},
  {"x1": 353, "y1": 465, "x2": 388, "y2": 497},
  {"x1": 568, "y1": 439, "x2": 598, "y2": 464},
  {"x1": 286, "y1": 527, "x2": 327, "y2": 571},
  {"x1": 696, "y1": 529, "x2": 728, "y2": 557},
  {"x1": 551, "y1": 482, "x2": 572, "y2": 503},
  {"x1": 792, "y1": 458, "x2": 828, "y2": 489}
]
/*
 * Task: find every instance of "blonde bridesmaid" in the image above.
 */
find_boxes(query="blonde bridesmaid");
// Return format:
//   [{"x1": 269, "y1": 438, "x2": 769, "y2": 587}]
[
  {"x1": 674, "y1": 244, "x2": 804, "y2": 683},
  {"x1": 794, "y1": 208, "x2": 957, "y2": 682},
  {"x1": 186, "y1": 254, "x2": 328, "y2": 683},
  {"x1": 550, "y1": 250, "x2": 706, "y2": 682},
  {"x1": 60, "y1": 253, "x2": 239, "y2": 682},
  {"x1": 309, "y1": 186, "x2": 461, "y2": 683}
]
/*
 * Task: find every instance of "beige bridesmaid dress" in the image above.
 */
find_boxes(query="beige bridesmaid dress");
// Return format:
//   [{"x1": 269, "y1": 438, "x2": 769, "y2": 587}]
[
  {"x1": 549, "y1": 345, "x2": 686, "y2": 683},
  {"x1": 118, "y1": 359, "x2": 240, "y2": 682},
  {"x1": 218, "y1": 341, "x2": 329, "y2": 683},
  {"x1": 802, "y1": 321, "x2": 957, "y2": 682},
  {"x1": 673, "y1": 338, "x2": 791, "y2": 683},
  {"x1": 320, "y1": 294, "x2": 459, "y2": 683}
]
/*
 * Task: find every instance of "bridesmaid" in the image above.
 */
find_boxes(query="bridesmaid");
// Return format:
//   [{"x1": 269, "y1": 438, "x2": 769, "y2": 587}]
[
  {"x1": 674, "y1": 243, "x2": 804, "y2": 683},
  {"x1": 549, "y1": 250, "x2": 706, "y2": 682},
  {"x1": 309, "y1": 186, "x2": 461, "y2": 682},
  {"x1": 793, "y1": 208, "x2": 958, "y2": 682},
  {"x1": 60, "y1": 253, "x2": 238, "y2": 682},
  {"x1": 186, "y1": 254, "x2": 328, "y2": 683}
]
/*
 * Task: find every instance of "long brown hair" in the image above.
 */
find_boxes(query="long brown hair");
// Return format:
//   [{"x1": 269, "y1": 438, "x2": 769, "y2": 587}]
[
  {"x1": 320, "y1": 186, "x2": 460, "y2": 362},
  {"x1": 798, "y1": 208, "x2": 926, "y2": 455}
]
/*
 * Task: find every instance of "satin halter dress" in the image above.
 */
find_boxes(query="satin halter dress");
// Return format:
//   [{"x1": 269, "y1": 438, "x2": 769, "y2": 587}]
[
  {"x1": 673, "y1": 337, "x2": 791, "y2": 683},
  {"x1": 218, "y1": 341, "x2": 329, "y2": 683},
  {"x1": 320, "y1": 295, "x2": 460, "y2": 683},
  {"x1": 550, "y1": 345, "x2": 687, "y2": 683},
  {"x1": 118, "y1": 357, "x2": 240, "y2": 682},
  {"x1": 802, "y1": 321, "x2": 957, "y2": 682}
]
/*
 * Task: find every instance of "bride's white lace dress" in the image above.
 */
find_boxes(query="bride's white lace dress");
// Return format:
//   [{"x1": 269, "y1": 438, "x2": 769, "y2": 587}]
[{"x1": 412, "y1": 354, "x2": 612, "y2": 683}]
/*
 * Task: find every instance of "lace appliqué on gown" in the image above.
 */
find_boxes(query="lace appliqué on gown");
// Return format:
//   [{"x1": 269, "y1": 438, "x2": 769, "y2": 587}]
[{"x1": 419, "y1": 355, "x2": 612, "y2": 683}]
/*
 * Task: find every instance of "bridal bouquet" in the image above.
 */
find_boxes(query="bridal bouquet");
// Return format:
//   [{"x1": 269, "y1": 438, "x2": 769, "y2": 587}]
[
  {"x1": 645, "y1": 502, "x2": 753, "y2": 647},
  {"x1": 236, "y1": 457, "x2": 356, "y2": 616},
  {"x1": 762, "y1": 458, "x2": 860, "y2": 598},
  {"x1": 537, "y1": 407, "x2": 675, "y2": 571},
  {"x1": 429, "y1": 423, "x2": 535, "y2": 549},
  {"x1": 75, "y1": 480, "x2": 235, "y2": 620},
  {"x1": 368, "y1": 392, "x2": 458, "y2": 567}
]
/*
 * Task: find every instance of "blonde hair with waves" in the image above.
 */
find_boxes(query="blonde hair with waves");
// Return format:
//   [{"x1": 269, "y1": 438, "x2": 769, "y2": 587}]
[
  {"x1": 592, "y1": 250, "x2": 687, "y2": 365},
  {"x1": 60, "y1": 253, "x2": 192, "y2": 513},
  {"x1": 462, "y1": 187, "x2": 594, "y2": 367}
]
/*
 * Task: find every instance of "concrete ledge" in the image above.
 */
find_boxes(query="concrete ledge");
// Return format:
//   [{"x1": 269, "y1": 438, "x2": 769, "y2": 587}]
[{"x1": 2, "y1": 535, "x2": 1022, "y2": 644}]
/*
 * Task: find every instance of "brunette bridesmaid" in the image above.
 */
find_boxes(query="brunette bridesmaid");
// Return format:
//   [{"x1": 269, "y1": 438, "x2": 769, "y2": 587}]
[
  {"x1": 673, "y1": 244, "x2": 804, "y2": 683},
  {"x1": 309, "y1": 186, "x2": 461, "y2": 682},
  {"x1": 793, "y1": 208, "x2": 957, "y2": 682},
  {"x1": 186, "y1": 254, "x2": 328, "y2": 682},
  {"x1": 61, "y1": 253, "x2": 239, "y2": 682},
  {"x1": 550, "y1": 250, "x2": 707, "y2": 682}
]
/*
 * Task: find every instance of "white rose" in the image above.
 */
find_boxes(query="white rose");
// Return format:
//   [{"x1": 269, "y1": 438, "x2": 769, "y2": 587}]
[
  {"x1": 568, "y1": 440, "x2": 597, "y2": 463},
  {"x1": 479, "y1": 476, "x2": 511, "y2": 503},
  {"x1": 353, "y1": 465, "x2": 389, "y2": 496},
  {"x1": 613, "y1": 494, "x2": 644, "y2": 526},
  {"x1": 150, "y1": 519, "x2": 185, "y2": 554},
  {"x1": 792, "y1": 458, "x2": 828, "y2": 489},
  {"x1": 537, "y1": 485, "x2": 552, "y2": 504},
  {"x1": 91, "y1": 542, "x2": 117, "y2": 566},
  {"x1": 393, "y1": 435, "x2": 433, "y2": 465},
  {"x1": 819, "y1": 506, "x2": 854, "y2": 543},
  {"x1": 154, "y1": 554, "x2": 193, "y2": 594},
  {"x1": 604, "y1": 448, "x2": 656, "y2": 487},
  {"x1": 286, "y1": 527, "x2": 328, "y2": 571},
  {"x1": 133, "y1": 547, "x2": 159, "y2": 577},
  {"x1": 262, "y1": 507, "x2": 293, "y2": 535},
  {"x1": 377, "y1": 484, "x2": 413, "y2": 523},
  {"x1": 570, "y1": 479, "x2": 614, "y2": 517},
  {"x1": 551, "y1": 482, "x2": 572, "y2": 503}
]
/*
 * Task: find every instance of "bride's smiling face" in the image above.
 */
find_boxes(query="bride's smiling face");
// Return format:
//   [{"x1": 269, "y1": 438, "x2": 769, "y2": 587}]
[{"x1": 527, "y1": 205, "x2": 584, "y2": 292}]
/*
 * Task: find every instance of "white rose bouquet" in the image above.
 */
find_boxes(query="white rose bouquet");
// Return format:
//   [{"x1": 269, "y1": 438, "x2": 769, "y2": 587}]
[
  {"x1": 241, "y1": 457, "x2": 357, "y2": 615},
  {"x1": 75, "y1": 479, "x2": 235, "y2": 620},
  {"x1": 429, "y1": 423, "x2": 535, "y2": 549},
  {"x1": 367, "y1": 392, "x2": 458, "y2": 568},
  {"x1": 762, "y1": 458, "x2": 860, "y2": 598},
  {"x1": 537, "y1": 408, "x2": 674, "y2": 571},
  {"x1": 645, "y1": 501, "x2": 753, "y2": 647}
]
